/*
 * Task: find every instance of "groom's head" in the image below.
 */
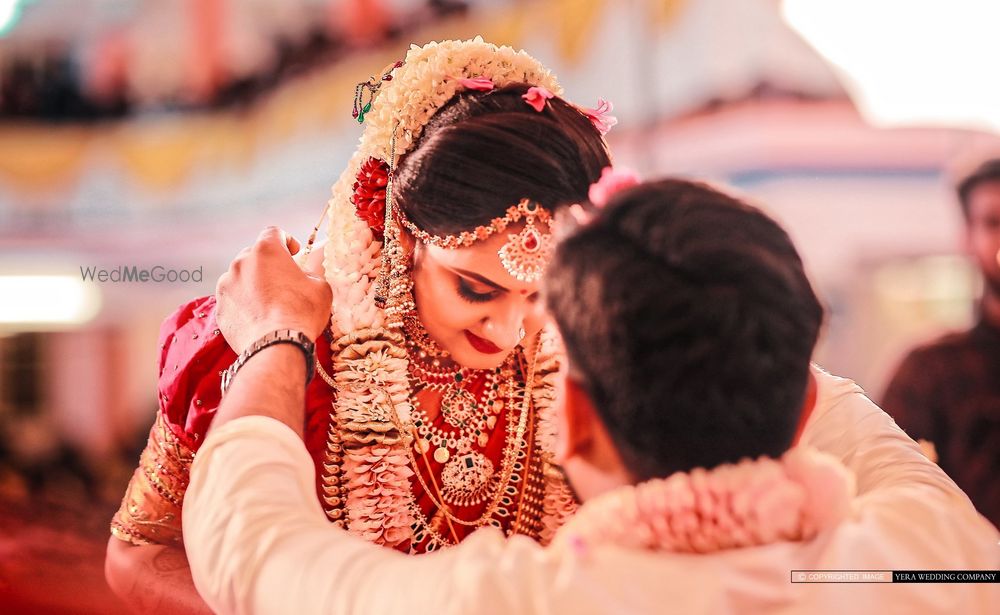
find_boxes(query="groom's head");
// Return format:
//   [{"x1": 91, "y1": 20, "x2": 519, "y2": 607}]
[{"x1": 545, "y1": 179, "x2": 824, "y2": 500}]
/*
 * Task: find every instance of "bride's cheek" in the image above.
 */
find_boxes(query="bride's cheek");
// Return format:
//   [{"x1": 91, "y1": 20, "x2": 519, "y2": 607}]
[{"x1": 525, "y1": 302, "x2": 550, "y2": 331}]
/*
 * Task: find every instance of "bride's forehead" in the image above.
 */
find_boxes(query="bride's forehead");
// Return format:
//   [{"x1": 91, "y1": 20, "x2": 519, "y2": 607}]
[
  {"x1": 424, "y1": 239, "x2": 542, "y2": 291},
  {"x1": 424, "y1": 237, "x2": 508, "y2": 271}
]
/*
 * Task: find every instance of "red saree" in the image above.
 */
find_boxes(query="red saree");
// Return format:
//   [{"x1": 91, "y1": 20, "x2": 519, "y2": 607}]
[{"x1": 111, "y1": 296, "x2": 550, "y2": 552}]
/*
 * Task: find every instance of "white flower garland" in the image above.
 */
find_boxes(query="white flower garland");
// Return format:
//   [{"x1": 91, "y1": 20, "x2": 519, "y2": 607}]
[
  {"x1": 321, "y1": 37, "x2": 567, "y2": 547},
  {"x1": 552, "y1": 447, "x2": 855, "y2": 554}
]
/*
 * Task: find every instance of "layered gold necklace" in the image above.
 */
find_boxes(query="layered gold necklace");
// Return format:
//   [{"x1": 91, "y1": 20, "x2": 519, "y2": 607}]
[
  {"x1": 407, "y1": 352, "x2": 506, "y2": 507},
  {"x1": 401, "y1": 318, "x2": 533, "y2": 552}
]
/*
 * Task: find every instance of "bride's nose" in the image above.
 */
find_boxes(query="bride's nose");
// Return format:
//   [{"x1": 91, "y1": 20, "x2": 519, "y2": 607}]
[{"x1": 482, "y1": 304, "x2": 527, "y2": 349}]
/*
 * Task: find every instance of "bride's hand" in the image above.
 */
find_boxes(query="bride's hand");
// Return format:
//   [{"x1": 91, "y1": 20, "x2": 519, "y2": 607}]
[{"x1": 215, "y1": 226, "x2": 332, "y2": 354}]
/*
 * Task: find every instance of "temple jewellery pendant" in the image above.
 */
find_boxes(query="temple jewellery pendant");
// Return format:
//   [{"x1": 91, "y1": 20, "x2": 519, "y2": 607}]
[
  {"x1": 440, "y1": 446, "x2": 495, "y2": 507},
  {"x1": 439, "y1": 371, "x2": 478, "y2": 428}
]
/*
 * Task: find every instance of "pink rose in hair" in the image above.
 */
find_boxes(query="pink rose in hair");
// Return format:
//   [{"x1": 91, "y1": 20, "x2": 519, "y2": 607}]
[
  {"x1": 588, "y1": 166, "x2": 640, "y2": 207},
  {"x1": 457, "y1": 76, "x2": 494, "y2": 92},
  {"x1": 581, "y1": 98, "x2": 618, "y2": 136},
  {"x1": 522, "y1": 86, "x2": 554, "y2": 112}
]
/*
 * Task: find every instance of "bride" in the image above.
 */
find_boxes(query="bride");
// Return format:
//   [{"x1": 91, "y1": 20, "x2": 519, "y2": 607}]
[{"x1": 105, "y1": 37, "x2": 613, "y2": 612}]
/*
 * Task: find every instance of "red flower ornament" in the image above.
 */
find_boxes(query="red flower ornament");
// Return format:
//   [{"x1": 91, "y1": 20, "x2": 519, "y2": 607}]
[{"x1": 352, "y1": 158, "x2": 390, "y2": 240}]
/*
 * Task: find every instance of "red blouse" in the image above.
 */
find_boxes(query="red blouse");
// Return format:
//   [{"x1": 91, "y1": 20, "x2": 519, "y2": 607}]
[{"x1": 112, "y1": 295, "x2": 536, "y2": 552}]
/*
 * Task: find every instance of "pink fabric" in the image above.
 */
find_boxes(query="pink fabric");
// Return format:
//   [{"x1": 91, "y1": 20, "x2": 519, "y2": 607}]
[{"x1": 155, "y1": 295, "x2": 333, "y2": 491}]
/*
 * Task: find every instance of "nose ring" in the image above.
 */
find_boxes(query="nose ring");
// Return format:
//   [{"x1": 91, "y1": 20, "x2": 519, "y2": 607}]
[{"x1": 518, "y1": 327, "x2": 526, "y2": 340}]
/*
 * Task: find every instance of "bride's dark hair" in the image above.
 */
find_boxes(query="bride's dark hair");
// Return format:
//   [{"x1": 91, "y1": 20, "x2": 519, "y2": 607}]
[{"x1": 393, "y1": 83, "x2": 611, "y2": 235}]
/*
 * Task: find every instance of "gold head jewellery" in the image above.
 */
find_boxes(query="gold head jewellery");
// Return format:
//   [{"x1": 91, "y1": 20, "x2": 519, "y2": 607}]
[
  {"x1": 374, "y1": 126, "x2": 417, "y2": 322},
  {"x1": 398, "y1": 199, "x2": 555, "y2": 283}
]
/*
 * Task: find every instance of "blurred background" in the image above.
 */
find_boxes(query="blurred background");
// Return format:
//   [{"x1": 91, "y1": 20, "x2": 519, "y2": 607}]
[{"x1": 1, "y1": 0, "x2": 998, "y2": 612}]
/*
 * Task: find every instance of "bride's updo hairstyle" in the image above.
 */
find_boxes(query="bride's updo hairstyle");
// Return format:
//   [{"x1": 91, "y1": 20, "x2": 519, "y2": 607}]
[{"x1": 393, "y1": 84, "x2": 611, "y2": 236}]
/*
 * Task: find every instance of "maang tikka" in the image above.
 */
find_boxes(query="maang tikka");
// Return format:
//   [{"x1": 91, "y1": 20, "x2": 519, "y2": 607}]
[{"x1": 398, "y1": 199, "x2": 555, "y2": 283}]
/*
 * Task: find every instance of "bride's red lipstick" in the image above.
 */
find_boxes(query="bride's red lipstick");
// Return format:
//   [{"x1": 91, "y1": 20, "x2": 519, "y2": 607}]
[{"x1": 465, "y1": 330, "x2": 503, "y2": 354}]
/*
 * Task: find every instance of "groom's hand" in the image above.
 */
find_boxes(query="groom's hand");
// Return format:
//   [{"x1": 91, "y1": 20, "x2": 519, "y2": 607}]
[{"x1": 215, "y1": 226, "x2": 331, "y2": 354}]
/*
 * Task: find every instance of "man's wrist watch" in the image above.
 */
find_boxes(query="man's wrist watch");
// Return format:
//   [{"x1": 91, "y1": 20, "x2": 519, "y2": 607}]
[{"x1": 220, "y1": 329, "x2": 316, "y2": 396}]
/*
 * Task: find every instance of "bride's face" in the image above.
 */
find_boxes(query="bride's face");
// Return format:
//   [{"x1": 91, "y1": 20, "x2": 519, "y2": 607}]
[{"x1": 410, "y1": 224, "x2": 550, "y2": 370}]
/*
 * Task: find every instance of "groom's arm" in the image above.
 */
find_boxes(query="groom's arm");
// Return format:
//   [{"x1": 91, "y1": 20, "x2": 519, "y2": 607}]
[
  {"x1": 209, "y1": 343, "x2": 307, "y2": 436},
  {"x1": 206, "y1": 236, "x2": 330, "y2": 435},
  {"x1": 184, "y1": 342, "x2": 507, "y2": 615},
  {"x1": 182, "y1": 226, "x2": 498, "y2": 615}
]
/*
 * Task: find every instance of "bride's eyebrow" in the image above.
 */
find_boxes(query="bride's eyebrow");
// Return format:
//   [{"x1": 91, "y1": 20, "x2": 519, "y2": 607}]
[{"x1": 449, "y1": 267, "x2": 508, "y2": 292}]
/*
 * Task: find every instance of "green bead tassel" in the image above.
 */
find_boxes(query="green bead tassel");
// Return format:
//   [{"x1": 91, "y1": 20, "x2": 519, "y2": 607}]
[{"x1": 357, "y1": 102, "x2": 372, "y2": 124}]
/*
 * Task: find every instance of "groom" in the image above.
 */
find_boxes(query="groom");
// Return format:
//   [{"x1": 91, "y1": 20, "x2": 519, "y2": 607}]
[{"x1": 185, "y1": 179, "x2": 999, "y2": 614}]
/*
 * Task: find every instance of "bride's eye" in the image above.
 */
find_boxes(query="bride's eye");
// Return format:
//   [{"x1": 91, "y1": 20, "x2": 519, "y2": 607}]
[{"x1": 457, "y1": 277, "x2": 498, "y2": 303}]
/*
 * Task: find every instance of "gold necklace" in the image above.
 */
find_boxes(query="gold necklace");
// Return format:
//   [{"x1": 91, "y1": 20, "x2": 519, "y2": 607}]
[
  {"x1": 409, "y1": 361, "x2": 510, "y2": 507},
  {"x1": 403, "y1": 313, "x2": 449, "y2": 359},
  {"x1": 408, "y1": 387, "x2": 506, "y2": 511},
  {"x1": 392, "y1": 336, "x2": 538, "y2": 537}
]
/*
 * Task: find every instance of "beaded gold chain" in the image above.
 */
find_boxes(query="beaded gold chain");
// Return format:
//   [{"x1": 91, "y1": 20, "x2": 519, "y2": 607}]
[{"x1": 391, "y1": 335, "x2": 538, "y2": 533}]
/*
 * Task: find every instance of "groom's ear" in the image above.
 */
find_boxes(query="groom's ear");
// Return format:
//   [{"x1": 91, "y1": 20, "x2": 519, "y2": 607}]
[
  {"x1": 790, "y1": 369, "x2": 818, "y2": 447},
  {"x1": 555, "y1": 371, "x2": 599, "y2": 463}
]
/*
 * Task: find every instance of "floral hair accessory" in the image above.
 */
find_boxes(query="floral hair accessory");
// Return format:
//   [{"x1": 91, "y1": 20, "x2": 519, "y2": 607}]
[
  {"x1": 581, "y1": 98, "x2": 618, "y2": 136},
  {"x1": 353, "y1": 60, "x2": 405, "y2": 124},
  {"x1": 522, "y1": 86, "x2": 554, "y2": 112},
  {"x1": 456, "y1": 76, "x2": 495, "y2": 92},
  {"x1": 351, "y1": 158, "x2": 390, "y2": 239},
  {"x1": 558, "y1": 166, "x2": 641, "y2": 233},
  {"x1": 588, "y1": 166, "x2": 640, "y2": 208},
  {"x1": 349, "y1": 37, "x2": 563, "y2": 171}
]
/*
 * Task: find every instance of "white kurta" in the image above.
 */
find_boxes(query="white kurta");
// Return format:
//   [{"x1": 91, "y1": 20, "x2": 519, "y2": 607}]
[{"x1": 184, "y1": 368, "x2": 1000, "y2": 614}]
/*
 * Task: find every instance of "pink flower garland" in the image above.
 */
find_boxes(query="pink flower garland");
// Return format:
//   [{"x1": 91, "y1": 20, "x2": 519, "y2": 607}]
[
  {"x1": 344, "y1": 445, "x2": 415, "y2": 544},
  {"x1": 554, "y1": 447, "x2": 855, "y2": 555}
]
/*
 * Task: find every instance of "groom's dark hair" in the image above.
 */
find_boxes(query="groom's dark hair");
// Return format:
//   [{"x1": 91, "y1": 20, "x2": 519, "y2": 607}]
[{"x1": 545, "y1": 179, "x2": 824, "y2": 481}]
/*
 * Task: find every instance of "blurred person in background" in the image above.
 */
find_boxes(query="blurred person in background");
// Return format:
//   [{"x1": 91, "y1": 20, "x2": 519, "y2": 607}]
[
  {"x1": 184, "y1": 180, "x2": 999, "y2": 614},
  {"x1": 882, "y1": 158, "x2": 1000, "y2": 529},
  {"x1": 104, "y1": 38, "x2": 613, "y2": 614}
]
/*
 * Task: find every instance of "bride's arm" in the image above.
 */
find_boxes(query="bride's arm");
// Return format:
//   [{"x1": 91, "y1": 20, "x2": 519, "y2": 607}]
[
  {"x1": 104, "y1": 400, "x2": 214, "y2": 614},
  {"x1": 105, "y1": 539, "x2": 212, "y2": 615},
  {"x1": 104, "y1": 294, "x2": 234, "y2": 612}
]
